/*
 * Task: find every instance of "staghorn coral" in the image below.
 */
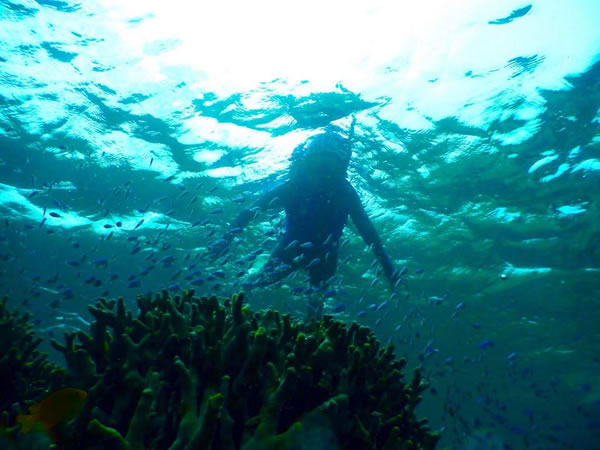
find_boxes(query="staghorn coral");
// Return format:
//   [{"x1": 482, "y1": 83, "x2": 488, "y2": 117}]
[
  {"x1": 0, "y1": 297, "x2": 66, "y2": 415},
  {"x1": 46, "y1": 289, "x2": 439, "y2": 449}
]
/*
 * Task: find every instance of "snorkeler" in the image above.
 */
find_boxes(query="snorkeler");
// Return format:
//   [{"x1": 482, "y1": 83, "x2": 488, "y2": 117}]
[{"x1": 210, "y1": 118, "x2": 402, "y2": 309}]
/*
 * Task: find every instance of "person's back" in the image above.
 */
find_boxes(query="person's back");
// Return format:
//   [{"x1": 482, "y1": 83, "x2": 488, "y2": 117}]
[{"x1": 283, "y1": 173, "x2": 352, "y2": 246}]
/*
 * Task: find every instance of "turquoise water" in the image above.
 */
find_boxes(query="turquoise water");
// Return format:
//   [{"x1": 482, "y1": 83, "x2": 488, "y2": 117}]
[{"x1": 1, "y1": 0, "x2": 599, "y2": 448}]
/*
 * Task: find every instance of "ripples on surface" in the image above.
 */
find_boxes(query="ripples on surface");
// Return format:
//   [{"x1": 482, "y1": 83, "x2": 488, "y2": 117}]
[{"x1": 1, "y1": 0, "x2": 600, "y2": 448}]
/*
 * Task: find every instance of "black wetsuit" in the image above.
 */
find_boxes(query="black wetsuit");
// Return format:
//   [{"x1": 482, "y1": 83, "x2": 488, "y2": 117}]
[{"x1": 228, "y1": 178, "x2": 396, "y2": 288}]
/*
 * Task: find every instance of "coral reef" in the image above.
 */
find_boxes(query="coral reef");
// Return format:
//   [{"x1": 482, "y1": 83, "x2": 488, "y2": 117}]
[
  {"x1": 3, "y1": 291, "x2": 440, "y2": 449},
  {"x1": 0, "y1": 297, "x2": 66, "y2": 415}
]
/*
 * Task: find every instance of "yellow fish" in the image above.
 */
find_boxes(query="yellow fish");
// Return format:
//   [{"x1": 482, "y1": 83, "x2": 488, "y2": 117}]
[{"x1": 16, "y1": 388, "x2": 87, "y2": 441}]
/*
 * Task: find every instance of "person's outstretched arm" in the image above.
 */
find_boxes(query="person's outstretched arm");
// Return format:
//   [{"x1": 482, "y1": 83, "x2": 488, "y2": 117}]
[{"x1": 347, "y1": 184, "x2": 398, "y2": 289}]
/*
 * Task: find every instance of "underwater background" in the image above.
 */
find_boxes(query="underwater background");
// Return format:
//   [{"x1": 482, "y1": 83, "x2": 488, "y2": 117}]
[{"x1": 0, "y1": 0, "x2": 599, "y2": 448}]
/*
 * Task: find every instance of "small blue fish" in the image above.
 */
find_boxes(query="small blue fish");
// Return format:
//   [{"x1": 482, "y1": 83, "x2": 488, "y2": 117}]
[
  {"x1": 128, "y1": 280, "x2": 141, "y2": 288},
  {"x1": 479, "y1": 339, "x2": 495, "y2": 350},
  {"x1": 210, "y1": 207, "x2": 223, "y2": 214},
  {"x1": 415, "y1": 268, "x2": 425, "y2": 274},
  {"x1": 323, "y1": 289, "x2": 336, "y2": 298},
  {"x1": 232, "y1": 195, "x2": 245, "y2": 203},
  {"x1": 323, "y1": 233, "x2": 333, "y2": 246},
  {"x1": 394, "y1": 266, "x2": 408, "y2": 277},
  {"x1": 325, "y1": 274, "x2": 338, "y2": 285},
  {"x1": 369, "y1": 278, "x2": 379, "y2": 288},
  {"x1": 291, "y1": 287, "x2": 305, "y2": 294},
  {"x1": 332, "y1": 303, "x2": 346, "y2": 313},
  {"x1": 285, "y1": 240, "x2": 299, "y2": 250},
  {"x1": 375, "y1": 300, "x2": 388, "y2": 312},
  {"x1": 368, "y1": 303, "x2": 378, "y2": 311},
  {"x1": 161, "y1": 255, "x2": 175, "y2": 265},
  {"x1": 103, "y1": 224, "x2": 113, "y2": 229},
  {"x1": 357, "y1": 310, "x2": 367, "y2": 317},
  {"x1": 306, "y1": 258, "x2": 320, "y2": 268},
  {"x1": 299, "y1": 241, "x2": 313, "y2": 249},
  {"x1": 168, "y1": 283, "x2": 180, "y2": 292},
  {"x1": 93, "y1": 258, "x2": 108, "y2": 267},
  {"x1": 212, "y1": 270, "x2": 225, "y2": 278},
  {"x1": 430, "y1": 295, "x2": 445, "y2": 306},
  {"x1": 191, "y1": 278, "x2": 204, "y2": 286},
  {"x1": 49, "y1": 212, "x2": 61, "y2": 218},
  {"x1": 134, "y1": 219, "x2": 145, "y2": 230},
  {"x1": 140, "y1": 265, "x2": 155, "y2": 276},
  {"x1": 171, "y1": 270, "x2": 183, "y2": 280}
]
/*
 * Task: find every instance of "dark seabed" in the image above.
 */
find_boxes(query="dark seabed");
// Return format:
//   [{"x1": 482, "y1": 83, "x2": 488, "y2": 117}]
[{"x1": 1, "y1": 0, "x2": 599, "y2": 449}]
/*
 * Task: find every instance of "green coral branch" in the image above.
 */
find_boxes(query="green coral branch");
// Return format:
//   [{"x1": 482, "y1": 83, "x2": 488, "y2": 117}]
[{"x1": 1, "y1": 290, "x2": 440, "y2": 449}]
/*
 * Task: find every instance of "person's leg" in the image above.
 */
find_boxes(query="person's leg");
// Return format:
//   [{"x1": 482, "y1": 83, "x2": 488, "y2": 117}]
[{"x1": 305, "y1": 253, "x2": 338, "y2": 321}]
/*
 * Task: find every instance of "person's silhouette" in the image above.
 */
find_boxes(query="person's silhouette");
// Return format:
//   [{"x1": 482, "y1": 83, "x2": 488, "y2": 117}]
[{"x1": 210, "y1": 119, "x2": 402, "y2": 316}]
